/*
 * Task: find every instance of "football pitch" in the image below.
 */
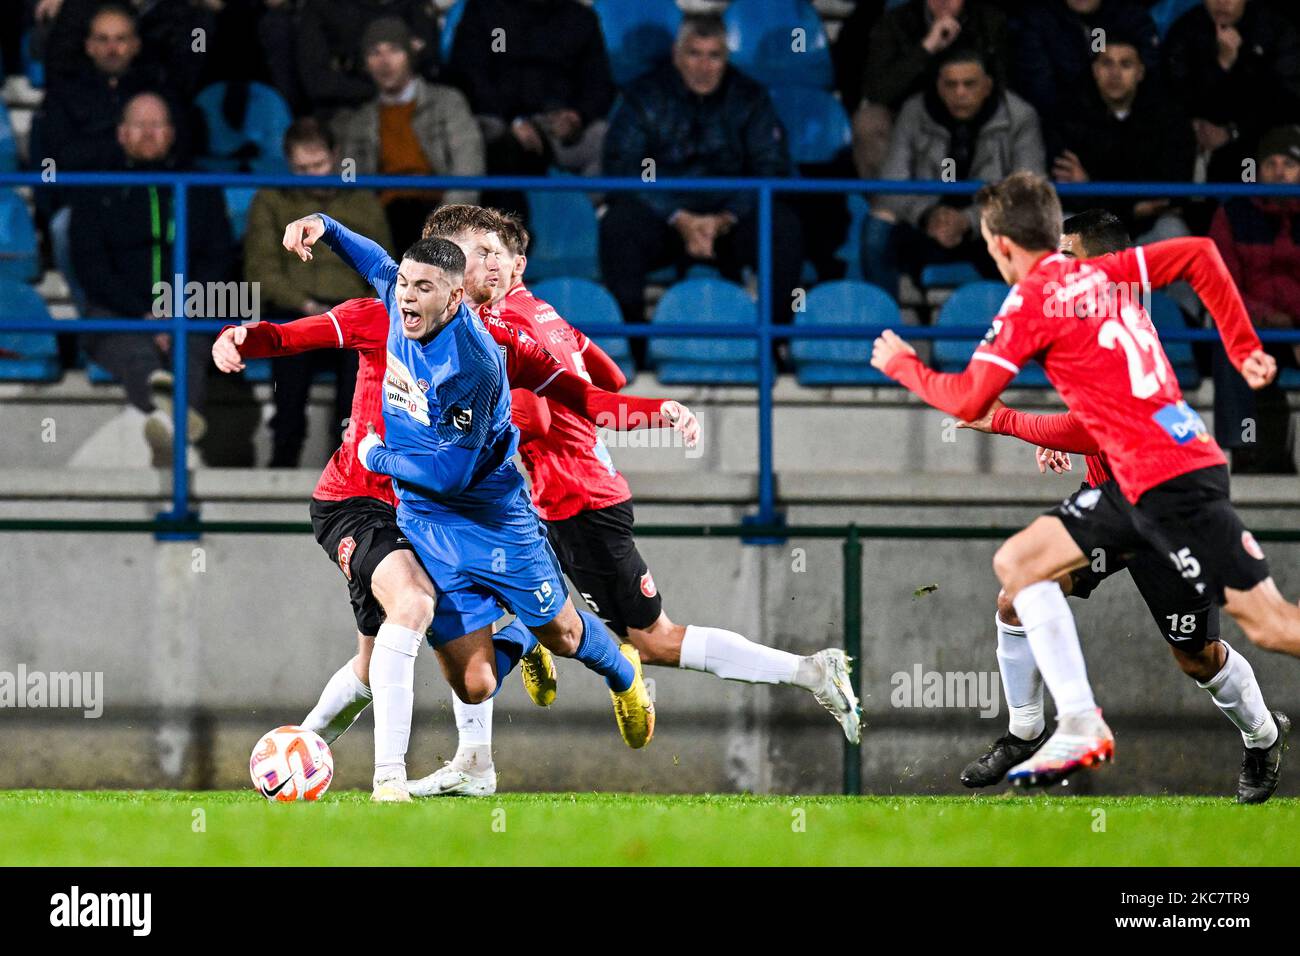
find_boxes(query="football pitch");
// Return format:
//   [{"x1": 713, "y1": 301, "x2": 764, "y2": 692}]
[{"x1": 3, "y1": 791, "x2": 1299, "y2": 867}]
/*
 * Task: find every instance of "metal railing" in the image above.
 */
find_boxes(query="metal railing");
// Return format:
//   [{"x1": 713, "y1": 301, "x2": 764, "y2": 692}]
[{"x1": 2, "y1": 171, "x2": 1300, "y2": 529}]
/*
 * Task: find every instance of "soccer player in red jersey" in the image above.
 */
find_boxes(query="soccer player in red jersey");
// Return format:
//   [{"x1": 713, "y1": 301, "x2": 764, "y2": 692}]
[
  {"x1": 211, "y1": 285, "x2": 699, "y2": 796},
  {"x1": 954, "y1": 211, "x2": 1285, "y2": 802},
  {"x1": 873, "y1": 172, "x2": 1300, "y2": 787},
  {"x1": 402, "y1": 205, "x2": 860, "y2": 797}
]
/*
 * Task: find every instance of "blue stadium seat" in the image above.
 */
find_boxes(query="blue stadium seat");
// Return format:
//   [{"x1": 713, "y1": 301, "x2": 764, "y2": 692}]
[
  {"x1": 933, "y1": 280, "x2": 1049, "y2": 386},
  {"x1": 0, "y1": 279, "x2": 60, "y2": 382},
  {"x1": 1149, "y1": 0, "x2": 1202, "y2": 39},
  {"x1": 648, "y1": 277, "x2": 758, "y2": 384},
  {"x1": 1147, "y1": 290, "x2": 1201, "y2": 390},
  {"x1": 768, "y1": 87, "x2": 851, "y2": 165},
  {"x1": 526, "y1": 191, "x2": 600, "y2": 281},
  {"x1": 919, "y1": 262, "x2": 983, "y2": 289},
  {"x1": 244, "y1": 358, "x2": 273, "y2": 383},
  {"x1": 792, "y1": 281, "x2": 901, "y2": 386},
  {"x1": 1279, "y1": 367, "x2": 1300, "y2": 390},
  {"x1": 193, "y1": 82, "x2": 293, "y2": 238},
  {"x1": 0, "y1": 190, "x2": 39, "y2": 283},
  {"x1": 441, "y1": 0, "x2": 470, "y2": 63},
  {"x1": 595, "y1": 0, "x2": 683, "y2": 87},
  {"x1": 0, "y1": 101, "x2": 17, "y2": 173},
  {"x1": 528, "y1": 277, "x2": 635, "y2": 380},
  {"x1": 834, "y1": 193, "x2": 870, "y2": 280},
  {"x1": 21, "y1": 31, "x2": 43, "y2": 89},
  {"x1": 724, "y1": 0, "x2": 833, "y2": 89}
]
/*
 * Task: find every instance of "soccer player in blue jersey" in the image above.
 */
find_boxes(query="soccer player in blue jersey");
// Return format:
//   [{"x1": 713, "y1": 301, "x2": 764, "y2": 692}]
[{"x1": 283, "y1": 215, "x2": 654, "y2": 802}]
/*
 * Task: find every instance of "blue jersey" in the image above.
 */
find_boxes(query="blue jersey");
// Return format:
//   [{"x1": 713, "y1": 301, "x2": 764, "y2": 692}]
[{"x1": 319, "y1": 214, "x2": 526, "y2": 523}]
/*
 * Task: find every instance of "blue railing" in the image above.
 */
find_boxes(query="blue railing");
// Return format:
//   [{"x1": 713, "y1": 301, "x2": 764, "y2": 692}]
[{"x1": 2, "y1": 170, "x2": 1300, "y2": 531}]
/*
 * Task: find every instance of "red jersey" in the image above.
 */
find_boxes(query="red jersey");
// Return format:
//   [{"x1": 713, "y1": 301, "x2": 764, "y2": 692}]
[
  {"x1": 239, "y1": 298, "x2": 397, "y2": 505},
  {"x1": 480, "y1": 283, "x2": 634, "y2": 521},
  {"x1": 234, "y1": 297, "x2": 666, "y2": 511},
  {"x1": 887, "y1": 238, "x2": 1262, "y2": 503}
]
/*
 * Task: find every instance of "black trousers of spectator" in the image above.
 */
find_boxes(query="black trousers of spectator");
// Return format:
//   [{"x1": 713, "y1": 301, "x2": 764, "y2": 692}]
[
  {"x1": 1214, "y1": 342, "x2": 1298, "y2": 475},
  {"x1": 81, "y1": 312, "x2": 208, "y2": 416},
  {"x1": 269, "y1": 347, "x2": 359, "y2": 468},
  {"x1": 599, "y1": 196, "x2": 805, "y2": 333}
]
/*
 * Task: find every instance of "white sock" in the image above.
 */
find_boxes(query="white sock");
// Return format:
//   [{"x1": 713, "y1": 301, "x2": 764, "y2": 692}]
[
  {"x1": 1012, "y1": 581, "x2": 1096, "y2": 719},
  {"x1": 679, "y1": 624, "x2": 801, "y2": 685},
  {"x1": 302, "y1": 659, "x2": 372, "y2": 745},
  {"x1": 1197, "y1": 641, "x2": 1278, "y2": 750},
  {"x1": 454, "y1": 696, "x2": 493, "y2": 748},
  {"x1": 371, "y1": 622, "x2": 422, "y2": 781},
  {"x1": 995, "y1": 613, "x2": 1044, "y2": 740}
]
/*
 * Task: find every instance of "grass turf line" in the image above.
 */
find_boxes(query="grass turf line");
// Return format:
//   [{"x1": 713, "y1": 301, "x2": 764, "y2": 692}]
[{"x1": 2, "y1": 791, "x2": 1297, "y2": 867}]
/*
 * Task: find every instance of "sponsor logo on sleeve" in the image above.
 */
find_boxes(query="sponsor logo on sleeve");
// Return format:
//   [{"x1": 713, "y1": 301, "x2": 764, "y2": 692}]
[
  {"x1": 1242, "y1": 531, "x2": 1266, "y2": 561},
  {"x1": 639, "y1": 571, "x2": 657, "y2": 598}
]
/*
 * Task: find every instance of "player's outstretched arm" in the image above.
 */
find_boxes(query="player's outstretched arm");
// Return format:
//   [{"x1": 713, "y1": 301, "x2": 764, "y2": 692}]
[
  {"x1": 1128, "y1": 237, "x2": 1275, "y2": 388},
  {"x1": 871, "y1": 329, "x2": 1014, "y2": 423},
  {"x1": 959, "y1": 402, "x2": 1101, "y2": 456},
  {"x1": 212, "y1": 300, "x2": 388, "y2": 371},
  {"x1": 284, "y1": 214, "x2": 399, "y2": 298}
]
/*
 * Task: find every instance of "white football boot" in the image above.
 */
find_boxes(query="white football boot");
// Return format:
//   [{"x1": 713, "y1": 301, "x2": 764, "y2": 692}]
[
  {"x1": 371, "y1": 769, "x2": 412, "y2": 803},
  {"x1": 1007, "y1": 708, "x2": 1115, "y2": 788},
  {"x1": 409, "y1": 761, "x2": 497, "y2": 797},
  {"x1": 809, "y1": 649, "x2": 862, "y2": 744}
]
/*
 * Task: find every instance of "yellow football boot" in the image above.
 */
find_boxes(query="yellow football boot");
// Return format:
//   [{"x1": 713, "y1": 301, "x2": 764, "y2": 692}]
[
  {"x1": 609, "y1": 643, "x2": 655, "y2": 749},
  {"x1": 520, "y1": 643, "x2": 558, "y2": 707}
]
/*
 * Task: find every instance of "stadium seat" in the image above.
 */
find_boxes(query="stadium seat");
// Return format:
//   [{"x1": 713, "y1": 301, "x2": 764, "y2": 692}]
[
  {"x1": 525, "y1": 191, "x2": 600, "y2": 281},
  {"x1": 528, "y1": 277, "x2": 636, "y2": 380},
  {"x1": 1279, "y1": 367, "x2": 1300, "y2": 390},
  {"x1": 1150, "y1": 0, "x2": 1202, "y2": 39},
  {"x1": 0, "y1": 190, "x2": 39, "y2": 283},
  {"x1": 933, "y1": 280, "x2": 1050, "y2": 386},
  {"x1": 0, "y1": 279, "x2": 61, "y2": 382},
  {"x1": 594, "y1": 0, "x2": 683, "y2": 87},
  {"x1": 21, "y1": 31, "x2": 43, "y2": 88},
  {"x1": 440, "y1": 0, "x2": 469, "y2": 62},
  {"x1": 919, "y1": 262, "x2": 983, "y2": 289},
  {"x1": 723, "y1": 0, "x2": 833, "y2": 89},
  {"x1": 243, "y1": 358, "x2": 273, "y2": 383},
  {"x1": 791, "y1": 280, "x2": 902, "y2": 386},
  {"x1": 834, "y1": 193, "x2": 870, "y2": 280},
  {"x1": 0, "y1": 101, "x2": 17, "y2": 174},
  {"x1": 193, "y1": 82, "x2": 293, "y2": 238},
  {"x1": 648, "y1": 277, "x2": 758, "y2": 384},
  {"x1": 1147, "y1": 290, "x2": 1201, "y2": 390},
  {"x1": 768, "y1": 87, "x2": 851, "y2": 165}
]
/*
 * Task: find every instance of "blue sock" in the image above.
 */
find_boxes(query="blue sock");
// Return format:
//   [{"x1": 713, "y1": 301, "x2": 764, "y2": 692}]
[
  {"x1": 489, "y1": 618, "x2": 537, "y2": 698},
  {"x1": 573, "y1": 610, "x2": 633, "y2": 692}
]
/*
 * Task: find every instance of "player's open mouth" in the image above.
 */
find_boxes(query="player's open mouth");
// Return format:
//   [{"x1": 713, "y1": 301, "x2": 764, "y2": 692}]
[{"x1": 400, "y1": 309, "x2": 422, "y2": 329}]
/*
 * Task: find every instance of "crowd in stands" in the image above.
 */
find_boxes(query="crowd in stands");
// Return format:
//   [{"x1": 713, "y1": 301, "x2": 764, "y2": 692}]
[{"x1": 2, "y1": 0, "x2": 1298, "y2": 472}]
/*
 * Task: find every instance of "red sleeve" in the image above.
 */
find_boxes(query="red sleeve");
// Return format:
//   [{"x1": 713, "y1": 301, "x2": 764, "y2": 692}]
[
  {"x1": 575, "y1": 332, "x2": 627, "y2": 392},
  {"x1": 228, "y1": 298, "x2": 388, "y2": 358},
  {"x1": 511, "y1": 388, "x2": 552, "y2": 443},
  {"x1": 884, "y1": 353, "x2": 1016, "y2": 422},
  {"x1": 539, "y1": 372, "x2": 665, "y2": 430},
  {"x1": 1115, "y1": 238, "x2": 1262, "y2": 368},
  {"x1": 991, "y1": 407, "x2": 1101, "y2": 455}
]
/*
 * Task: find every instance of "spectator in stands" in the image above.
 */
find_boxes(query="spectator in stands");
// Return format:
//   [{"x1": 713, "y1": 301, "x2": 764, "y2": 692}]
[
  {"x1": 1163, "y1": 0, "x2": 1300, "y2": 186},
  {"x1": 866, "y1": 49, "x2": 1044, "y2": 294},
  {"x1": 599, "y1": 14, "x2": 802, "y2": 332},
  {"x1": 296, "y1": 0, "x2": 440, "y2": 114},
  {"x1": 1208, "y1": 123, "x2": 1300, "y2": 473},
  {"x1": 37, "y1": 4, "x2": 165, "y2": 172},
  {"x1": 852, "y1": 0, "x2": 1010, "y2": 178},
  {"x1": 447, "y1": 0, "x2": 615, "y2": 180},
  {"x1": 332, "y1": 18, "x2": 484, "y2": 247},
  {"x1": 244, "y1": 119, "x2": 393, "y2": 467},
  {"x1": 69, "y1": 92, "x2": 235, "y2": 467},
  {"x1": 38, "y1": 0, "x2": 216, "y2": 100},
  {"x1": 1010, "y1": 0, "x2": 1161, "y2": 159},
  {"x1": 1052, "y1": 35, "x2": 1196, "y2": 241}
]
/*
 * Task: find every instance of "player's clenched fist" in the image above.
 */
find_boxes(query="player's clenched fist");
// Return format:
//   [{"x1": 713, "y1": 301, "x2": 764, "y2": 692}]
[
  {"x1": 661, "y1": 401, "x2": 700, "y2": 449},
  {"x1": 1241, "y1": 349, "x2": 1277, "y2": 390},
  {"x1": 357, "y1": 423, "x2": 384, "y2": 471},
  {"x1": 212, "y1": 325, "x2": 248, "y2": 373},
  {"x1": 283, "y1": 214, "x2": 326, "y2": 262},
  {"x1": 871, "y1": 329, "x2": 915, "y2": 373}
]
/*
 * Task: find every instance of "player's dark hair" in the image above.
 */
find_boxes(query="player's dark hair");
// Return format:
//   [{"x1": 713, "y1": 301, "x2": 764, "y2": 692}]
[
  {"x1": 975, "y1": 171, "x2": 1062, "y2": 253},
  {"x1": 283, "y1": 117, "x2": 335, "y2": 157},
  {"x1": 402, "y1": 237, "x2": 466, "y2": 277},
  {"x1": 677, "y1": 13, "x2": 727, "y2": 45},
  {"x1": 489, "y1": 208, "x2": 530, "y2": 256},
  {"x1": 1062, "y1": 209, "x2": 1130, "y2": 257},
  {"x1": 422, "y1": 204, "x2": 500, "y2": 243}
]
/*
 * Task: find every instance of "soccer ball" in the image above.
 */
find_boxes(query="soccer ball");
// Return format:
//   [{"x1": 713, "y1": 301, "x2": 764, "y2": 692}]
[{"x1": 249, "y1": 725, "x2": 334, "y2": 802}]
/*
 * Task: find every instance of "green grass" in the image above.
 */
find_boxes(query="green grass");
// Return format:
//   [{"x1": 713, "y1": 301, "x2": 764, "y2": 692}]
[{"x1": 3, "y1": 791, "x2": 1299, "y2": 866}]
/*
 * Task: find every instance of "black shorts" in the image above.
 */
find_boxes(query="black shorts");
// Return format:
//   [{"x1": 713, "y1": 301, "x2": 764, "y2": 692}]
[
  {"x1": 545, "y1": 500, "x2": 661, "y2": 637},
  {"x1": 309, "y1": 496, "x2": 416, "y2": 637},
  {"x1": 1053, "y1": 482, "x2": 1221, "y2": 651}
]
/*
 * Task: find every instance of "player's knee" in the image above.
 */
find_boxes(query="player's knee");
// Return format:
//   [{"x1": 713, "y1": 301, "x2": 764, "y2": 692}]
[
  {"x1": 459, "y1": 675, "x2": 497, "y2": 705},
  {"x1": 386, "y1": 590, "x2": 435, "y2": 631},
  {"x1": 992, "y1": 544, "x2": 1025, "y2": 592},
  {"x1": 995, "y1": 590, "x2": 1021, "y2": 628}
]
